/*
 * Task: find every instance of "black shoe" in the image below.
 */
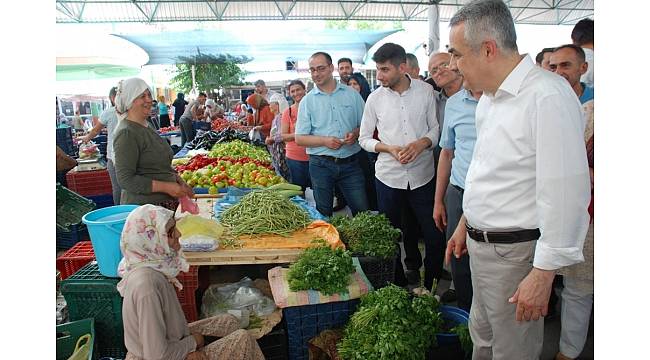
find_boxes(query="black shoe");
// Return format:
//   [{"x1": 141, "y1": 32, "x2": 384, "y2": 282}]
[
  {"x1": 405, "y1": 270, "x2": 421, "y2": 286},
  {"x1": 441, "y1": 289, "x2": 457, "y2": 303}
]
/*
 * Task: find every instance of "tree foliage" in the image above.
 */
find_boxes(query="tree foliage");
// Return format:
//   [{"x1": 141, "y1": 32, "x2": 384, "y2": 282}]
[{"x1": 169, "y1": 52, "x2": 252, "y2": 94}]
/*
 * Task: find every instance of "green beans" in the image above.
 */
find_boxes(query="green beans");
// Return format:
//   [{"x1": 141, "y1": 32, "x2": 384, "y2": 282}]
[{"x1": 219, "y1": 190, "x2": 312, "y2": 237}]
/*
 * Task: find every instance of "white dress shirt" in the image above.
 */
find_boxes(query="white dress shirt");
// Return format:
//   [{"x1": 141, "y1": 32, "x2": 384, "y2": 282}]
[
  {"x1": 359, "y1": 76, "x2": 439, "y2": 190},
  {"x1": 463, "y1": 55, "x2": 590, "y2": 270},
  {"x1": 581, "y1": 47, "x2": 594, "y2": 88}
]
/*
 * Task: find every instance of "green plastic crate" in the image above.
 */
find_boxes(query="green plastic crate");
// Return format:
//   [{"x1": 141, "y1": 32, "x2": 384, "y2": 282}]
[
  {"x1": 56, "y1": 318, "x2": 95, "y2": 360},
  {"x1": 60, "y1": 262, "x2": 126, "y2": 358},
  {"x1": 57, "y1": 183, "x2": 96, "y2": 232}
]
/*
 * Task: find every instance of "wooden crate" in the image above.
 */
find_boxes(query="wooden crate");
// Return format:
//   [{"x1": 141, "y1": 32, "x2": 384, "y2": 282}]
[{"x1": 184, "y1": 249, "x2": 300, "y2": 265}]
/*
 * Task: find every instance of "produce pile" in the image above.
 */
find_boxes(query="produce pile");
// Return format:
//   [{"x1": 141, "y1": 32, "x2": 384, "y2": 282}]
[
  {"x1": 288, "y1": 242, "x2": 355, "y2": 295},
  {"x1": 209, "y1": 140, "x2": 271, "y2": 162},
  {"x1": 219, "y1": 186, "x2": 310, "y2": 237},
  {"x1": 211, "y1": 118, "x2": 252, "y2": 132},
  {"x1": 186, "y1": 128, "x2": 265, "y2": 150},
  {"x1": 337, "y1": 285, "x2": 443, "y2": 360},
  {"x1": 158, "y1": 126, "x2": 178, "y2": 134},
  {"x1": 330, "y1": 212, "x2": 399, "y2": 258}
]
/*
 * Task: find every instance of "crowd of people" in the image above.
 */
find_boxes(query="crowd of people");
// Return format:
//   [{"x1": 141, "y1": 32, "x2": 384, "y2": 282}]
[{"x1": 56, "y1": 0, "x2": 594, "y2": 358}]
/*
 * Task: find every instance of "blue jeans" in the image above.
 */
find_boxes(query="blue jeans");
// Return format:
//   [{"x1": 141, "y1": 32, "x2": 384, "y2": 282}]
[
  {"x1": 375, "y1": 178, "x2": 444, "y2": 289},
  {"x1": 286, "y1": 158, "x2": 311, "y2": 191},
  {"x1": 308, "y1": 153, "x2": 369, "y2": 217}
]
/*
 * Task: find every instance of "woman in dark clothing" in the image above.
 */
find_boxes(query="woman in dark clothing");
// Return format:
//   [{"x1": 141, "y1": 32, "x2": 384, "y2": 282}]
[
  {"x1": 172, "y1": 93, "x2": 188, "y2": 126},
  {"x1": 348, "y1": 73, "x2": 371, "y2": 102}
]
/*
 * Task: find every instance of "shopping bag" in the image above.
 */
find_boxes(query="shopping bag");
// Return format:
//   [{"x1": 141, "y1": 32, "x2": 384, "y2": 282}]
[{"x1": 67, "y1": 334, "x2": 92, "y2": 360}]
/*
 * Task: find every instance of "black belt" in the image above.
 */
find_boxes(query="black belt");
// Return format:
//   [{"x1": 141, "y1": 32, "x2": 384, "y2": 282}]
[
  {"x1": 451, "y1": 184, "x2": 464, "y2": 193},
  {"x1": 466, "y1": 224, "x2": 540, "y2": 244},
  {"x1": 312, "y1": 154, "x2": 358, "y2": 164}
]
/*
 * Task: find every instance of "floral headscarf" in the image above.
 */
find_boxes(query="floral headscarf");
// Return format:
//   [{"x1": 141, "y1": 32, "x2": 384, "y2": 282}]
[
  {"x1": 115, "y1": 77, "x2": 150, "y2": 121},
  {"x1": 116, "y1": 204, "x2": 189, "y2": 296}
]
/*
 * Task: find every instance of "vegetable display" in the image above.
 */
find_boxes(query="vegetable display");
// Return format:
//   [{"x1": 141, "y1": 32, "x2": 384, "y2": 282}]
[
  {"x1": 330, "y1": 212, "x2": 399, "y2": 258},
  {"x1": 287, "y1": 243, "x2": 355, "y2": 295},
  {"x1": 209, "y1": 140, "x2": 271, "y2": 163},
  {"x1": 186, "y1": 128, "x2": 265, "y2": 150},
  {"x1": 451, "y1": 323, "x2": 472, "y2": 354},
  {"x1": 219, "y1": 188, "x2": 311, "y2": 237},
  {"x1": 211, "y1": 118, "x2": 252, "y2": 132},
  {"x1": 337, "y1": 284, "x2": 443, "y2": 360},
  {"x1": 179, "y1": 158, "x2": 283, "y2": 192}
]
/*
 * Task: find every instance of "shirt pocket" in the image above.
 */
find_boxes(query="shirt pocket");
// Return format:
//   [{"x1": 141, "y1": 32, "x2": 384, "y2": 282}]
[{"x1": 492, "y1": 242, "x2": 535, "y2": 267}]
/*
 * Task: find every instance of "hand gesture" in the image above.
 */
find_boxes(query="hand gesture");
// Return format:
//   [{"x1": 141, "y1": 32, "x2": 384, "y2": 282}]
[
  {"x1": 265, "y1": 137, "x2": 274, "y2": 145},
  {"x1": 386, "y1": 145, "x2": 403, "y2": 162},
  {"x1": 323, "y1": 137, "x2": 343, "y2": 150},
  {"x1": 398, "y1": 140, "x2": 427, "y2": 164},
  {"x1": 444, "y1": 222, "x2": 468, "y2": 265},
  {"x1": 433, "y1": 202, "x2": 447, "y2": 233},
  {"x1": 342, "y1": 132, "x2": 357, "y2": 145},
  {"x1": 508, "y1": 268, "x2": 555, "y2": 321}
]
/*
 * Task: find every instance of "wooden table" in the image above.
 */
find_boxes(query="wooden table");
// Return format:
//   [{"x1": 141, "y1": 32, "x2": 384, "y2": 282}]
[{"x1": 177, "y1": 196, "x2": 301, "y2": 266}]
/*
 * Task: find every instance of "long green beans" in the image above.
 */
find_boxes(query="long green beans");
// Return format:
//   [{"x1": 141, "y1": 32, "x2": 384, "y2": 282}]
[{"x1": 219, "y1": 190, "x2": 312, "y2": 237}]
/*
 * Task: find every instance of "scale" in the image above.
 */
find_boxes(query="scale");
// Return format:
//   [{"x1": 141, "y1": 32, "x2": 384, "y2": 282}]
[{"x1": 75, "y1": 158, "x2": 107, "y2": 172}]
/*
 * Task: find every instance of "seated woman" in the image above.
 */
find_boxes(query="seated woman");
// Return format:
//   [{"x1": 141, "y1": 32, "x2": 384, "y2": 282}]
[
  {"x1": 113, "y1": 78, "x2": 194, "y2": 211},
  {"x1": 119, "y1": 204, "x2": 265, "y2": 360}
]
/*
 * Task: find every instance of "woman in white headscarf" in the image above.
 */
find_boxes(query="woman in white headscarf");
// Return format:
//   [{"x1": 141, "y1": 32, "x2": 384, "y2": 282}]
[
  {"x1": 119, "y1": 204, "x2": 265, "y2": 360},
  {"x1": 112, "y1": 78, "x2": 194, "y2": 210}
]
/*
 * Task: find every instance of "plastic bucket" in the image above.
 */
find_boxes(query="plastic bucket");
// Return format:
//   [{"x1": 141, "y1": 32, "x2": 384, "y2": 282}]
[
  {"x1": 435, "y1": 305, "x2": 470, "y2": 346},
  {"x1": 82, "y1": 205, "x2": 139, "y2": 277}
]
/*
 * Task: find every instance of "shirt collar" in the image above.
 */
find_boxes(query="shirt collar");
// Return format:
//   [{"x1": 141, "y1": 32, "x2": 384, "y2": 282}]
[
  {"x1": 313, "y1": 82, "x2": 347, "y2": 95},
  {"x1": 383, "y1": 74, "x2": 414, "y2": 96},
  {"x1": 460, "y1": 88, "x2": 479, "y2": 103},
  {"x1": 493, "y1": 54, "x2": 535, "y2": 98}
]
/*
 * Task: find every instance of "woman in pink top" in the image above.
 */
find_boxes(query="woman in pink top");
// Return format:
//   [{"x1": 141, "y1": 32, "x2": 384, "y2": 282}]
[{"x1": 280, "y1": 80, "x2": 311, "y2": 190}]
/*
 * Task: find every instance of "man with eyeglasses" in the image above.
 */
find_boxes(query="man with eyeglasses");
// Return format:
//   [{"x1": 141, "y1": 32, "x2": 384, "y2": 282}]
[{"x1": 295, "y1": 52, "x2": 369, "y2": 217}]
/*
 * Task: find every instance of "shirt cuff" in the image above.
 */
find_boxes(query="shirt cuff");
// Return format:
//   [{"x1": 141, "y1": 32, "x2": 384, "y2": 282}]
[
  {"x1": 360, "y1": 139, "x2": 380, "y2": 153},
  {"x1": 533, "y1": 241, "x2": 585, "y2": 270}
]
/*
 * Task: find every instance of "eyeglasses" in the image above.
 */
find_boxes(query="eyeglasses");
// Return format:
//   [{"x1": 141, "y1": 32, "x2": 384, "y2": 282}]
[
  {"x1": 309, "y1": 65, "x2": 330, "y2": 74},
  {"x1": 430, "y1": 62, "x2": 449, "y2": 76}
]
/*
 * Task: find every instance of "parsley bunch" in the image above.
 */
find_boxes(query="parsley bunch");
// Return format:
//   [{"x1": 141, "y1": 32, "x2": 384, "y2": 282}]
[
  {"x1": 330, "y1": 212, "x2": 399, "y2": 258},
  {"x1": 287, "y1": 244, "x2": 355, "y2": 295},
  {"x1": 337, "y1": 284, "x2": 443, "y2": 360}
]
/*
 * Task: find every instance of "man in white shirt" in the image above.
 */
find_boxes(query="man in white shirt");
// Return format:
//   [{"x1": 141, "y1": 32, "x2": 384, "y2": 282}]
[
  {"x1": 359, "y1": 43, "x2": 440, "y2": 289},
  {"x1": 445, "y1": 1, "x2": 591, "y2": 358},
  {"x1": 254, "y1": 79, "x2": 289, "y2": 113}
]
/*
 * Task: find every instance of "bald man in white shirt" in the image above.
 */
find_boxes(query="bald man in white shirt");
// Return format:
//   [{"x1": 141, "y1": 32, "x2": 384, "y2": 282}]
[{"x1": 445, "y1": 1, "x2": 590, "y2": 359}]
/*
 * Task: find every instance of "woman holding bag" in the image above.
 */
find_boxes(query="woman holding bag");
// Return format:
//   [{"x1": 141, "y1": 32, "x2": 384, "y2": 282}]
[
  {"x1": 245, "y1": 93, "x2": 273, "y2": 141},
  {"x1": 112, "y1": 78, "x2": 193, "y2": 211},
  {"x1": 119, "y1": 204, "x2": 265, "y2": 360}
]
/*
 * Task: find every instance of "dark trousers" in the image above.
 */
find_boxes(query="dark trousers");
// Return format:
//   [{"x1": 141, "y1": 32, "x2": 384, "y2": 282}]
[
  {"x1": 179, "y1": 117, "x2": 194, "y2": 147},
  {"x1": 445, "y1": 183, "x2": 473, "y2": 311},
  {"x1": 159, "y1": 114, "x2": 171, "y2": 128},
  {"x1": 375, "y1": 178, "x2": 444, "y2": 289},
  {"x1": 286, "y1": 158, "x2": 311, "y2": 191}
]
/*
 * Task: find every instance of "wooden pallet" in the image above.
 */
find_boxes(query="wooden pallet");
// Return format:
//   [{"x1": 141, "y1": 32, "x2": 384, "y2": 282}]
[{"x1": 183, "y1": 248, "x2": 300, "y2": 265}]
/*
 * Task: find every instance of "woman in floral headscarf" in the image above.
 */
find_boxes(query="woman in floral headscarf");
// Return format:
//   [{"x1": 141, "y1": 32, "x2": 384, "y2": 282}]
[
  {"x1": 245, "y1": 93, "x2": 273, "y2": 140},
  {"x1": 112, "y1": 78, "x2": 194, "y2": 211},
  {"x1": 119, "y1": 204, "x2": 265, "y2": 360}
]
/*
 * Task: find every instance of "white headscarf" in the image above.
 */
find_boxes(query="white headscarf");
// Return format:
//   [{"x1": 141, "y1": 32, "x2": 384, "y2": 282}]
[
  {"x1": 116, "y1": 204, "x2": 190, "y2": 296},
  {"x1": 115, "y1": 77, "x2": 150, "y2": 121}
]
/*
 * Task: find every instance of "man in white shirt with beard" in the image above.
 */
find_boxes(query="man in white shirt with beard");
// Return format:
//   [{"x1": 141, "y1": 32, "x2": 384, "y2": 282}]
[
  {"x1": 445, "y1": 0, "x2": 591, "y2": 359},
  {"x1": 359, "y1": 42, "x2": 440, "y2": 289}
]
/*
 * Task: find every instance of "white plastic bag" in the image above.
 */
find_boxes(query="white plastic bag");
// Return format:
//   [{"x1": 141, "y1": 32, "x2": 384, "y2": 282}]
[
  {"x1": 201, "y1": 278, "x2": 277, "y2": 319},
  {"x1": 248, "y1": 128, "x2": 262, "y2": 142},
  {"x1": 179, "y1": 235, "x2": 218, "y2": 252}
]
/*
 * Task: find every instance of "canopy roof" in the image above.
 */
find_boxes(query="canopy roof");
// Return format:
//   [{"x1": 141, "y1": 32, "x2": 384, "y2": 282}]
[
  {"x1": 56, "y1": 0, "x2": 593, "y2": 25},
  {"x1": 116, "y1": 29, "x2": 399, "y2": 65}
]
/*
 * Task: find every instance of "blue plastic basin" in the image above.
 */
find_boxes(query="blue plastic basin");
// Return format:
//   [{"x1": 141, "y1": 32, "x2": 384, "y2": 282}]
[
  {"x1": 435, "y1": 305, "x2": 470, "y2": 346},
  {"x1": 82, "y1": 205, "x2": 139, "y2": 277}
]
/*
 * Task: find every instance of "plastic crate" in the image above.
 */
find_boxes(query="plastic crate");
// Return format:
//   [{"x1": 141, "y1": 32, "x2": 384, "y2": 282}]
[
  {"x1": 57, "y1": 127, "x2": 77, "y2": 156},
  {"x1": 175, "y1": 266, "x2": 199, "y2": 322},
  {"x1": 57, "y1": 241, "x2": 96, "y2": 280},
  {"x1": 57, "y1": 171, "x2": 68, "y2": 187},
  {"x1": 356, "y1": 255, "x2": 395, "y2": 290},
  {"x1": 56, "y1": 318, "x2": 96, "y2": 360},
  {"x1": 57, "y1": 223, "x2": 90, "y2": 250},
  {"x1": 284, "y1": 299, "x2": 360, "y2": 360},
  {"x1": 87, "y1": 194, "x2": 114, "y2": 209},
  {"x1": 66, "y1": 169, "x2": 113, "y2": 197},
  {"x1": 258, "y1": 325, "x2": 289, "y2": 360},
  {"x1": 57, "y1": 184, "x2": 97, "y2": 232},
  {"x1": 61, "y1": 262, "x2": 126, "y2": 359}
]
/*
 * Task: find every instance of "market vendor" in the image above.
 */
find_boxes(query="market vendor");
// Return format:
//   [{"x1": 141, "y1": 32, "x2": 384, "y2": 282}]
[
  {"x1": 205, "y1": 99, "x2": 225, "y2": 121},
  {"x1": 113, "y1": 77, "x2": 194, "y2": 211},
  {"x1": 245, "y1": 93, "x2": 273, "y2": 140},
  {"x1": 118, "y1": 204, "x2": 265, "y2": 360}
]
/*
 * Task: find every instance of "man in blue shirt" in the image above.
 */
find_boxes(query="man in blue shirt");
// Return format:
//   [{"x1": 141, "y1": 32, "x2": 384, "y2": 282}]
[
  {"x1": 433, "y1": 83, "x2": 481, "y2": 311},
  {"x1": 295, "y1": 52, "x2": 369, "y2": 217},
  {"x1": 549, "y1": 44, "x2": 594, "y2": 105}
]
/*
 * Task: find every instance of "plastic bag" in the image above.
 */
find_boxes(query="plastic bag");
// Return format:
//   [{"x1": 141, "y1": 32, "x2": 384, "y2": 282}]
[
  {"x1": 179, "y1": 195, "x2": 200, "y2": 214},
  {"x1": 176, "y1": 215, "x2": 224, "y2": 239},
  {"x1": 201, "y1": 278, "x2": 277, "y2": 319},
  {"x1": 248, "y1": 128, "x2": 262, "y2": 142},
  {"x1": 180, "y1": 235, "x2": 218, "y2": 252},
  {"x1": 78, "y1": 141, "x2": 100, "y2": 160}
]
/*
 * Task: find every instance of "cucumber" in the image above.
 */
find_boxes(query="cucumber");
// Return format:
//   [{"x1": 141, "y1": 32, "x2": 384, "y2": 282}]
[
  {"x1": 276, "y1": 190, "x2": 303, "y2": 198},
  {"x1": 268, "y1": 183, "x2": 302, "y2": 191}
]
